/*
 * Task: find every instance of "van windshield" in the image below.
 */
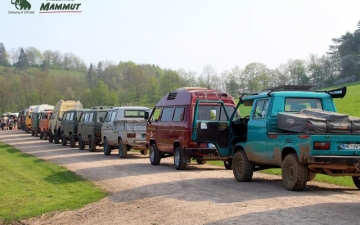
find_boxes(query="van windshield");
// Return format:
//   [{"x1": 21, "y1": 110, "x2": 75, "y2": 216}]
[{"x1": 197, "y1": 104, "x2": 235, "y2": 121}]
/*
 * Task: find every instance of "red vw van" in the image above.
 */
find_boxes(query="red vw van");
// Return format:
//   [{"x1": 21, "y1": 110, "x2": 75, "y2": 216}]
[{"x1": 145, "y1": 87, "x2": 237, "y2": 170}]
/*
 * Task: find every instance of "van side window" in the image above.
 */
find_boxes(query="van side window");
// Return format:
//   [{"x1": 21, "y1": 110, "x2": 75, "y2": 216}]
[
  {"x1": 173, "y1": 107, "x2": 185, "y2": 122},
  {"x1": 79, "y1": 113, "x2": 85, "y2": 122},
  {"x1": 150, "y1": 108, "x2": 162, "y2": 121},
  {"x1": 110, "y1": 111, "x2": 117, "y2": 121},
  {"x1": 253, "y1": 100, "x2": 268, "y2": 119},
  {"x1": 104, "y1": 111, "x2": 112, "y2": 122},
  {"x1": 160, "y1": 108, "x2": 174, "y2": 122},
  {"x1": 84, "y1": 113, "x2": 90, "y2": 122},
  {"x1": 69, "y1": 112, "x2": 74, "y2": 120},
  {"x1": 88, "y1": 112, "x2": 94, "y2": 122}
]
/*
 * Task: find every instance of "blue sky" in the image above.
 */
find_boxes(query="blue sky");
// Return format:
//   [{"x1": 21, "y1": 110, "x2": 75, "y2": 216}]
[{"x1": 2, "y1": 0, "x2": 360, "y2": 74}]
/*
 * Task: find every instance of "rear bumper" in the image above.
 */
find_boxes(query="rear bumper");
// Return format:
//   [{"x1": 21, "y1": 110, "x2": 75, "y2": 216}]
[
  {"x1": 185, "y1": 148, "x2": 218, "y2": 154},
  {"x1": 123, "y1": 140, "x2": 147, "y2": 150},
  {"x1": 308, "y1": 156, "x2": 360, "y2": 164}
]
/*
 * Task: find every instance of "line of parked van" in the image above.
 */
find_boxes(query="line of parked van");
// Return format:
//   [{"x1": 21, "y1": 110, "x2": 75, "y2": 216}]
[{"x1": 19, "y1": 87, "x2": 237, "y2": 171}]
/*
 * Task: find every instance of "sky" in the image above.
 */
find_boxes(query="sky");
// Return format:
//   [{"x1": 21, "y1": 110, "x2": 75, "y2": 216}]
[{"x1": 2, "y1": 0, "x2": 360, "y2": 75}]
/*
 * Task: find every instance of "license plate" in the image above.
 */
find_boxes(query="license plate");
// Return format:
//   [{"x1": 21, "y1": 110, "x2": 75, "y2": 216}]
[
  {"x1": 341, "y1": 144, "x2": 360, "y2": 149},
  {"x1": 208, "y1": 143, "x2": 216, "y2": 148}
]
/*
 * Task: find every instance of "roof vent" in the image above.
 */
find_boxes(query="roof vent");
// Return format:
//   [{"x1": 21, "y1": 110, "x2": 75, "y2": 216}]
[{"x1": 167, "y1": 92, "x2": 177, "y2": 100}]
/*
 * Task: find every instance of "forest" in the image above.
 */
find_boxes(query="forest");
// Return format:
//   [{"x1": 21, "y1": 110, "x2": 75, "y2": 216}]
[{"x1": 0, "y1": 20, "x2": 359, "y2": 112}]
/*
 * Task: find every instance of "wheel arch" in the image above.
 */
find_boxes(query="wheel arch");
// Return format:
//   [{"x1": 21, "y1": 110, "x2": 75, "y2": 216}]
[{"x1": 281, "y1": 147, "x2": 297, "y2": 162}]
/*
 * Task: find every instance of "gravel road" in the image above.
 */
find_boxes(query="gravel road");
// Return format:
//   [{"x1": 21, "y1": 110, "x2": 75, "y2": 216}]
[{"x1": 1, "y1": 130, "x2": 360, "y2": 225}]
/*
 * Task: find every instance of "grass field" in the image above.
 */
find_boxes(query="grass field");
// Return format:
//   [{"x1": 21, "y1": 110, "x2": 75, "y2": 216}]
[{"x1": 0, "y1": 143, "x2": 106, "y2": 223}]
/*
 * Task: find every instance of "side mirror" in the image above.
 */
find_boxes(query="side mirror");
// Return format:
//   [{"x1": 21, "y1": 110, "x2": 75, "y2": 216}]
[
  {"x1": 28, "y1": 115, "x2": 31, "y2": 119},
  {"x1": 99, "y1": 117, "x2": 104, "y2": 123},
  {"x1": 144, "y1": 111, "x2": 149, "y2": 120},
  {"x1": 210, "y1": 110, "x2": 217, "y2": 120}
]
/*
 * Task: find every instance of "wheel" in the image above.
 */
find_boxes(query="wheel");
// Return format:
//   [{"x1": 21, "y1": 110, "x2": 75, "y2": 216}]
[
  {"x1": 103, "y1": 138, "x2": 111, "y2": 155},
  {"x1": 307, "y1": 172, "x2": 316, "y2": 181},
  {"x1": 281, "y1": 153, "x2": 308, "y2": 191},
  {"x1": 174, "y1": 146, "x2": 187, "y2": 170},
  {"x1": 140, "y1": 150, "x2": 148, "y2": 155},
  {"x1": 224, "y1": 158, "x2": 233, "y2": 170},
  {"x1": 118, "y1": 140, "x2": 128, "y2": 158},
  {"x1": 89, "y1": 137, "x2": 96, "y2": 152},
  {"x1": 48, "y1": 132, "x2": 53, "y2": 143},
  {"x1": 25, "y1": 126, "x2": 30, "y2": 133},
  {"x1": 196, "y1": 159, "x2": 206, "y2": 164},
  {"x1": 352, "y1": 176, "x2": 360, "y2": 189},
  {"x1": 31, "y1": 129, "x2": 35, "y2": 136},
  {"x1": 39, "y1": 131, "x2": 44, "y2": 139},
  {"x1": 61, "y1": 134, "x2": 67, "y2": 146},
  {"x1": 149, "y1": 144, "x2": 161, "y2": 165},
  {"x1": 70, "y1": 134, "x2": 76, "y2": 148},
  {"x1": 35, "y1": 129, "x2": 38, "y2": 137},
  {"x1": 54, "y1": 132, "x2": 60, "y2": 144},
  {"x1": 44, "y1": 131, "x2": 48, "y2": 140},
  {"x1": 233, "y1": 150, "x2": 253, "y2": 182},
  {"x1": 79, "y1": 136, "x2": 85, "y2": 150}
]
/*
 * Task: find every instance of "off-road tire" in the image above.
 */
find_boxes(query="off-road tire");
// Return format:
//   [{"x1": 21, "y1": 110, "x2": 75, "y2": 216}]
[
  {"x1": 103, "y1": 138, "x2": 111, "y2": 155},
  {"x1": 70, "y1": 134, "x2": 76, "y2": 148},
  {"x1": 352, "y1": 176, "x2": 360, "y2": 189},
  {"x1": 54, "y1": 132, "x2": 60, "y2": 144},
  {"x1": 149, "y1": 144, "x2": 161, "y2": 165},
  {"x1": 89, "y1": 137, "x2": 96, "y2": 152},
  {"x1": 35, "y1": 129, "x2": 38, "y2": 137},
  {"x1": 224, "y1": 159, "x2": 233, "y2": 170},
  {"x1": 31, "y1": 130, "x2": 35, "y2": 136},
  {"x1": 140, "y1": 150, "x2": 148, "y2": 155},
  {"x1": 233, "y1": 150, "x2": 254, "y2": 182},
  {"x1": 44, "y1": 131, "x2": 48, "y2": 140},
  {"x1": 25, "y1": 126, "x2": 30, "y2": 133},
  {"x1": 196, "y1": 159, "x2": 206, "y2": 164},
  {"x1": 79, "y1": 137, "x2": 85, "y2": 150},
  {"x1": 174, "y1": 146, "x2": 187, "y2": 170},
  {"x1": 307, "y1": 172, "x2": 316, "y2": 181},
  {"x1": 48, "y1": 132, "x2": 53, "y2": 143},
  {"x1": 118, "y1": 140, "x2": 128, "y2": 158},
  {"x1": 282, "y1": 153, "x2": 308, "y2": 191},
  {"x1": 39, "y1": 131, "x2": 44, "y2": 139},
  {"x1": 61, "y1": 134, "x2": 67, "y2": 146}
]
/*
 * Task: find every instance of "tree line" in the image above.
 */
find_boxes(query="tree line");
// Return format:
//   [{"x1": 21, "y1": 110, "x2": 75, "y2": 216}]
[{"x1": 0, "y1": 20, "x2": 359, "y2": 113}]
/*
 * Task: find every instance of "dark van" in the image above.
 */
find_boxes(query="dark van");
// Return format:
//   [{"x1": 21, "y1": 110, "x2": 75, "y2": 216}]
[{"x1": 145, "y1": 87, "x2": 237, "y2": 170}]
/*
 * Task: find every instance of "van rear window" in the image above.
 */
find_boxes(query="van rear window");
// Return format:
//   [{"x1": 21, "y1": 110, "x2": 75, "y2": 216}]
[
  {"x1": 197, "y1": 105, "x2": 234, "y2": 121},
  {"x1": 124, "y1": 110, "x2": 145, "y2": 117}
]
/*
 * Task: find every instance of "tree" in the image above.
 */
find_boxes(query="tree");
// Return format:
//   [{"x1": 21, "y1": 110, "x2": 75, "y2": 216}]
[
  {"x1": 15, "y1": 48, "x2": 29, "y2": 71},
  {"x1": 200, "y1": 64, "x2": 218, "y2": 89},
  {"x1": 25, "y1": 47, "x2": 43, "y2": 67},
  {"x1": 87, "y1": 63, "x2": 97, "y2": 87},
  {"x1": 0, "y1": 43, "x2": 10, "y2": 66}
]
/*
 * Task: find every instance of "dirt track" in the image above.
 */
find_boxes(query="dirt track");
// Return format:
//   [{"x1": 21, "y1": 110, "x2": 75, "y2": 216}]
[{"x1": 1, "y1": 130, "x2": 360, "y2": 225}]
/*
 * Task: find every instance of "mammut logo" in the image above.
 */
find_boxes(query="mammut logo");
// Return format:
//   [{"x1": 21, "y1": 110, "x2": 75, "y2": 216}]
[{"x1": 11, "y1": 0, "x2": 31, "y2": 10}]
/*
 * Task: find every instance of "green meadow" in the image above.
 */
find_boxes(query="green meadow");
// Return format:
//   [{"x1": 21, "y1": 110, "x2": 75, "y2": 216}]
[{"x1": 0, "y1": 143, "x2": 106, "y2": 223}]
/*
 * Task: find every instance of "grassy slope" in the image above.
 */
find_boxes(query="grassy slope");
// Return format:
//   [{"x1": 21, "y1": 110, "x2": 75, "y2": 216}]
[
  {"x1": 0, "y1": 143, "x2": 106, "y2": 222},
  {"x1": 0, "y1": 66, "x2": 85, "y2": 78}
]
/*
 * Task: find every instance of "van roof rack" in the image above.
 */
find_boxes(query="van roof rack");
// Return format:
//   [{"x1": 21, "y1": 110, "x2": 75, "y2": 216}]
[
  {"x1": 239, "y1": 85, "x2": 346, "y2": 100},
  {"x1": 91, "y1": 106, "x2": 113, "y2": 110}
]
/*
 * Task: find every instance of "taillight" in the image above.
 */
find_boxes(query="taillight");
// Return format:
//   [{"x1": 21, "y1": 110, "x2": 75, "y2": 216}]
[
  {"x1": 127, "y1": 133, "x2": 136, "y2": 138},
  {"x1": 313, "y1": 142, "x2": 330, "y2": 150}
]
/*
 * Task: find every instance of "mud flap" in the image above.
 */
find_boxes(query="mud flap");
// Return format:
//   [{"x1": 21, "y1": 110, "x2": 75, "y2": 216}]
[{"x1": 184, "y1": 150, "x2": 191, "y2": 163}]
